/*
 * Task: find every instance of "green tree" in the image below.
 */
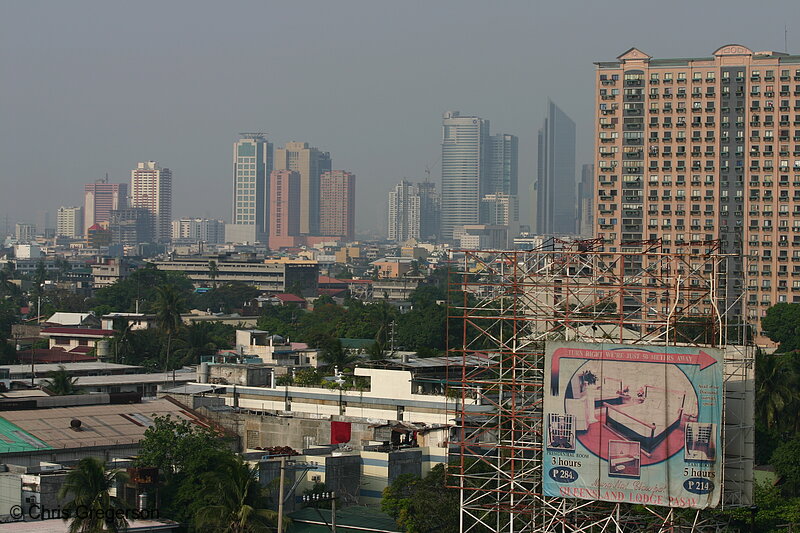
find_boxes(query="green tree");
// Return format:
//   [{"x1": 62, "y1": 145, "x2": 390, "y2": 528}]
[
  {"x1": 318, "y1": 336, "x2": 357, "y2": 368},
  {"x1": 756, "y1": 350, "x2": 800, "y2": 433},
  {"x1": 135, "y1": 415, "x2": 234, "y2": 524},
  {"x1": 762, "y1": 303, "x2": 800, "y2": 352},
  {"x1": 772, "y1": 436, "x2": 800, "y2": 497},
  {"x1": 381, "y1": 464, "x2": 458, "y2": 533},
  {"x1": 91, "y1": 266, "x2": 194, "y2": 315},
  {"x1": 33, "y1": 260, "x2": 47, "y2": 296},
  {"x1": 154, "y1": 285, "x2": 186, "y2": 372},
  {"x1": 0, "y1": 267, "x2": 19, "y2": 299},
  {"x1": 58, "y1": 457, "x2": 129, "y2": 533},
  {"x1": 208, "y1": 260, "x2": 219, "y2": 289},
  {"x1": 42, "y1": 365, "x2": 82, "y2": 396},
  {"x1": 173, "y1": 322, "x2": 219, "y2": 366},
  {"x1": 194, "y1": 282, "x2": 260, "y2": 314},
  {"x1": 195, "y1": 454, "x2": 281, "y2": 533}
]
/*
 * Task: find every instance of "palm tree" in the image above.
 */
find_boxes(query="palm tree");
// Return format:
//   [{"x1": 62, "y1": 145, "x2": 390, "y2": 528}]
[
  {"x1": 320, "y1": 337, "x2": 357, "y2": 368},
  {"x1": 42, "y1": 365, "x2": 82, "y2": 395},
  {"x1": 0, "y1": 268, "x2": 17, "y2": 298},
  {"x1": 173, "y1": 323, "x2": 218, "y2": 366},
  {"x1": 59, "y1": 457, "x2": 129, "y2": 533},
  {"x1": 195, "y1": 455, "x2": 282, "y2": 533},
  {"x1": 208, "y1": 260, "x2": 219, "y2": 289},
  {"x1": 756, "y1": 350, "x2": 800, "y2": 432},
  {"x1": 154, "y1": 285, "x2": 186, "y2": 373}
]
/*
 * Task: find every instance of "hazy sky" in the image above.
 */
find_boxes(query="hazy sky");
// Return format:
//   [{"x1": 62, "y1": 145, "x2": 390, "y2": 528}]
[{"x1": 2, "y1": 0, "x2": 799, "y2": 235}]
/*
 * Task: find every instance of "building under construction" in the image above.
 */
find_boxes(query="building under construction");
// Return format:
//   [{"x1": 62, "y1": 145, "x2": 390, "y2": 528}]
[{"x1": 447, "y1": 239, "x2": 754, "y2": 532}]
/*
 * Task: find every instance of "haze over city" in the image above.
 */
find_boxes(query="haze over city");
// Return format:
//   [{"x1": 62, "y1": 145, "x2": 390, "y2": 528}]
[{"x1": 1, "y1": 0, "x2": 798, "y2": 234}]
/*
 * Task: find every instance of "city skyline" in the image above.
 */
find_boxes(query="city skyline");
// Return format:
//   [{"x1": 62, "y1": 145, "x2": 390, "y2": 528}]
[{"x1": 5, "y1": 2, "x2": 796, "y2": 234}]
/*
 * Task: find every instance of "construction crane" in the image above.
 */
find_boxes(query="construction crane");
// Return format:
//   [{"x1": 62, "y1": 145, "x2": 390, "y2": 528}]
[{"x1": 424, "y1": 154, "x2": 441, "y2": 183}]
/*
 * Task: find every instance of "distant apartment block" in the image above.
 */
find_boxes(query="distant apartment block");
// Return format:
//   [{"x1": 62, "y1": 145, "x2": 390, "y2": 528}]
[
  {"x1": 319, "y1": 170, "x2": 355, "y2": 241},
  {"x1": 110, "y1": 207, "x2": 152, "y2": 246},
  {"x1": 480, "y1": 193, "x2": 520, "y2": 236},
  {"x1": 268, "y1": 170, "x2": 301, "y2": 249},
  {"x1": 228, "y1": 134, "x2": 273, "y2": 244},
  {"x1": 274, "y1": 142, "x2": 331, "y2": 235},
  {"x1": 536, "y1": 100, "x2": 577, "y2": 234},
  {"x1": 15, "y1": 223, "x2": 36, "y2": 243},
  {"x1": 172, "y1": 218, "x2": 225, "y2": 244},
  {"x1": 593, "y1": 44, "x2": 800, "y2": 341},
  {"x1": 56, "y1": 206, "x2": 83, "y2": 239},
  {"x1": 130, "y1": 161, "x2": 172, "y2": 243},
  {"x1": 83, "y1": 180, "x2": 127, "y2": 236},
  {"x1": 387, "y1": 180, "x2": 441, "y2": 243}
]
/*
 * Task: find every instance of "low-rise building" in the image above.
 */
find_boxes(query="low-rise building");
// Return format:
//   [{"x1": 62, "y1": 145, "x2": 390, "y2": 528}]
[
  {"x1": 91, "y1": 258, "x2": 131, "y2": 289},
  {"x1": 151, "y1": 255, "x2": 318, "y2": 294}
]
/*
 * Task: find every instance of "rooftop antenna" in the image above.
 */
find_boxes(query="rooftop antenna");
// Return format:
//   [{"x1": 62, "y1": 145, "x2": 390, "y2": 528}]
[{"x1": 785, "y1": 25, "x2": 789, "y2": 53}]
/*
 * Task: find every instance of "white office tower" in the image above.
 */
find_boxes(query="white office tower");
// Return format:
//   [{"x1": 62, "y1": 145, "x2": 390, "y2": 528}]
[
  {"x1": 227, "y1": 133, "x2": 273, "y2": 243},
  {"x1": 130, "y1": 161, "x2": 173, "y2": 243},
  {"x1": 440, "y1": 111, "x2": 490, "y2": 241},
  {"x1": 56, "y1": 206, "x2": 83, "y2": 238}
]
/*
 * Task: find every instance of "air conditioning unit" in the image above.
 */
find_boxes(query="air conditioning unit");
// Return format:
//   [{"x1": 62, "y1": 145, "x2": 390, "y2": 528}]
[{"x1": 311, "y1": 475, "x2": 321, "y2": 483}]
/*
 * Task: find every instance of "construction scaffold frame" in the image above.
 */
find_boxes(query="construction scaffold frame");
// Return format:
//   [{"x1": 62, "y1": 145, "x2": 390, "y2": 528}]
[{"x1": 446, "y1": 238, "x2": 754, "y2": 533}]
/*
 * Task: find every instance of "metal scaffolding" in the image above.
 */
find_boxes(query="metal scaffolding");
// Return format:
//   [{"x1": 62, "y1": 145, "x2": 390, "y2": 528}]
[{"x1": 446, "y1": 239, "x2": 754, "y2": 532}]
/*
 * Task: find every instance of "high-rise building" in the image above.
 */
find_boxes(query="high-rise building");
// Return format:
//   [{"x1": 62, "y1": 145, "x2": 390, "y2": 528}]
[
  {"x1": 489, "y1": 134, "x2": 519, "y2": 196},
  {"x1": 319, "y1": 170, "x2": 355, "y2": 241},
  {"x1": 15, "y1": 223, "x2": 36, "y2": 243},
  {"x1": 56, "y1": 206, "x2": 83, "y2": 238},
  {"x1": 274, "y1": 142, "x2": 331, "y2": 235},
  {"x1": 83, "y1": 180, "x2": 127, "y2": 236},
  {"x1": 593, "y1": 44, "x2": 800, "y2": 342},
  {"x1": 228, "y1": 134, "x2": 273, "y2": 244},
  {"x1": 536, "y1": 101, "x2": 577, "y2": 234},
  {"x1": 388, "y1": 180, "x2": 421, "y2": 243},
  {"x1": 440, "y1": 111, "x2": 491, "y2": 241},
  {"x1": 481, "y1": 193, "x2": 520, "y2": 229},
  {"x1": 171, "y1": 218, "x2": 226, "y2": 244},
  {"x1": 130, "y1": 161, "x2": 172, "y2": 243},
  {"x1": 417, "y1": 181, "x2": 441, "y2": 242},
  {"x1": 577, "y1": 164, "x2": 595, "y2": 236},
  {"x1": 110, "y1": 207, "x2": 152, "y2": 246},
  {"x1": 269, "y1": 170, "x2": 301, "y2": 249}
]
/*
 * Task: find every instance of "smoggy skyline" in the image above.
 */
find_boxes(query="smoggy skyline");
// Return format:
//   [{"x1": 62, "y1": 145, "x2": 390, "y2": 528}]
[{"x1": 2, "y1": 0, "x2": 798, "y2": 235}]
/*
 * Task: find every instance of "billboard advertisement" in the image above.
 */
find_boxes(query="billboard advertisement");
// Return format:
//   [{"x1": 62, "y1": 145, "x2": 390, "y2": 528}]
[{"x1": 543, "y1": 341, "x2": 723, "y2": 509}]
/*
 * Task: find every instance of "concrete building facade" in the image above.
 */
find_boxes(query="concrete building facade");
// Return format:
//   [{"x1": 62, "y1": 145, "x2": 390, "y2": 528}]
[
  {"x1": 274, "y1": 142, "x2": 331, "y2": 235},
  {"x1": 593, "y1": 44, "x2": 800, "y2": 341},
  {"x1": 83, "y1": 181, "x2": 127, "y2": 236},
  {"x1": 319, "y1": 170, "x2": 355, "y2": 241},
  {"x1": 268, "y1": 170, "x2": 301, "y2": 249},
  {"x1": 130, "y1": 161, "x2": 172, "y2": 243},
  {"x1": 387, "y1": 180, "x2": 440, "y2": 243},
  {"x1": 171, "y1": 218, "x2": 225, "y2": 244},
  {"x1": 228, "y1": 134, "x2": 273, "y2": 243},
  {"x1": 578, "y1": 163, "x2": 595, "y2": 236},
  {"x1": 56, "y1": 207, "x2": 83, "y2": 239}
]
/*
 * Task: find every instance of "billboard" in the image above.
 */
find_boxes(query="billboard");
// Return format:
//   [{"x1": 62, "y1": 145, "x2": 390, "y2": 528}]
[{"x1": 543, "y1": 341, "x2": 723, "y2": 509}]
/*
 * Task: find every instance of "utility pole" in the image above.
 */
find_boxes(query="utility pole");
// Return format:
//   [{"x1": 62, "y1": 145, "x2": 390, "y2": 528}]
[{"x1": 277, "y1": 456, "x2": 286, "y2": 533}]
